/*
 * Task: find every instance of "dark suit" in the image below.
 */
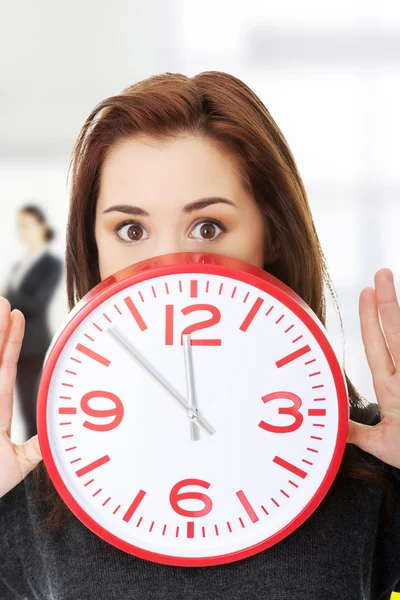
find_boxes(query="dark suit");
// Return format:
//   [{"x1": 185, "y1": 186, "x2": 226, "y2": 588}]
[{"x1": 5, "y1": 251, "x2": 63, "y2": 439}]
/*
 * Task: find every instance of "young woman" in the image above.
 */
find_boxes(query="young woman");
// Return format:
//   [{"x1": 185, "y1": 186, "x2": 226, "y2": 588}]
[
  {"x1": 0, "y1": 71, "x2": 399, "y2": 599},
  {"x1": 2, "y1": 205, "x2": 62, "y2": 439}
]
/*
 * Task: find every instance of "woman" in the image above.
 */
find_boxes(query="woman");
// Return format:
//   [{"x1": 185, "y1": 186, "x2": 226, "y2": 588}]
[
  {"x1": 0, "y1": 72, "x2": 399, "y2": 599},
  {"x1": 3, "y1": 205, "x2": 62, "y2": 439}
]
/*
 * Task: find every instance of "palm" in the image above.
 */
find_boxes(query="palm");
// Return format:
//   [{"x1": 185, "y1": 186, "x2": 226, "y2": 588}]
[
  {"x1": 0, "y1": 432, "x2": 41, "y2": 496},
  {"x1": 348, "y1": 269, "x2": 400, "y2": 469},
  {"x1": 0, "y1": 298, "x2": 42, "y2": 498}
]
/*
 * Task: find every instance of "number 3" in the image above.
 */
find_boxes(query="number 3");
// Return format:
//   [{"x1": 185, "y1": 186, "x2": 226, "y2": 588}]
[{"x1": 258, "y1": 391, "x2": 303, "y2": 434}]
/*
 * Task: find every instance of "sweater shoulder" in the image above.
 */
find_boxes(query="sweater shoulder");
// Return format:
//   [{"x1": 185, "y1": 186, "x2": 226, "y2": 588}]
[
  {"x1": 0, "y1": 472, "x2": 31, "y2": 520},
  {"x1": 0, "y1": 472, "x2": 33, "y2": 589}
]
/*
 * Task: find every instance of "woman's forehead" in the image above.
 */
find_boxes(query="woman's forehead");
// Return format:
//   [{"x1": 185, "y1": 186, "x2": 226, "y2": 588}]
[{"x1": 97, "y1": 135, "x2": 247, "y2": 213}]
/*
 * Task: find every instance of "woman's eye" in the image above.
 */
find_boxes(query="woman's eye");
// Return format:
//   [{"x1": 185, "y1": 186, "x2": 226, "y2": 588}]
[
  {"x1": 190, "y1": 220, "x2": 225, "y2": 241},
  {"x1": 116, "y1": 222, "x2": 148, "y2": 243}
]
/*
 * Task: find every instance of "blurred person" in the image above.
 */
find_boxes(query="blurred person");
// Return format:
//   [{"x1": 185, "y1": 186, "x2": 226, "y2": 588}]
[
  {"x1": 3, "y1": 204, "x2": 62, "y2": 439},
  {"x1": 0, "y1": 73, "x2": 399, "y2": 599}
]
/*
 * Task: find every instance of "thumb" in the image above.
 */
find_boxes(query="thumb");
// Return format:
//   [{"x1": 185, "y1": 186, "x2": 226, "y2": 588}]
[
  {"x1": 347, "y1": 419, "x2": 382, "y2": 457},
  {"x1": 18, "y1": 434, "x2": 43, "y2": 478}
]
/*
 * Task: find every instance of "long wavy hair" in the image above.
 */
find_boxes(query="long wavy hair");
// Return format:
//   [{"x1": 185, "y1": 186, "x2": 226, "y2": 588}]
[{"x1": 33, "y1": 71, "x2": 388, "y2": 532}]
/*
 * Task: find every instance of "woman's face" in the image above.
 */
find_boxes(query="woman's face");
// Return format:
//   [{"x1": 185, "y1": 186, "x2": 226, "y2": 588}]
[
  {"x1": 17, "y1": 212, "x2": 46, "y2": 248},
  {"x1": 95, "y1": 134, "x2": 276, "y2": 281}
]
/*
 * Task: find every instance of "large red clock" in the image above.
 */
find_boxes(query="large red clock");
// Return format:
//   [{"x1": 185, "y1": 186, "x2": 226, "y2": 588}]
[{"x1": 37, "y1": 252, "x2": 348, "y2": 566}]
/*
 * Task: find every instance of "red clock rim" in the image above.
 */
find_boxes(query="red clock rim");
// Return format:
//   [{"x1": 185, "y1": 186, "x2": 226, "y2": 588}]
[{"x1": 37, "y1": 251, "x2": 349, "y2": 567}]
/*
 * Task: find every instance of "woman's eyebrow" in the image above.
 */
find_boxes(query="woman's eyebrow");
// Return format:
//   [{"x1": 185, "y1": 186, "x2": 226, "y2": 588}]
[
  {"x1": 103, "y1": 205, "x2": 149, "y2": 216},
  {"x1": 183, "y1": 197, "x2": 236, "y2": 213},
  {"x1": 102, "y1": 197, "x2": 236, "y2": 217}
]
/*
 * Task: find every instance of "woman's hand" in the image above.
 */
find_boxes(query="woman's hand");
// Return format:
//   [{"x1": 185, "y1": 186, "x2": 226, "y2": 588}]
[
  {"x1": 348, "y1": 268, "x2": 400, "y2": 469},
  {"x1": 0, "y1": 297, "x2": 42, "y2": 498}
]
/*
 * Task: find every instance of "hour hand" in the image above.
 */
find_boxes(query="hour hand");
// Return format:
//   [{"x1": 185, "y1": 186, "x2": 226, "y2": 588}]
[{"x1": 183, "y1": 334, "x2": 200, "y2": 441}]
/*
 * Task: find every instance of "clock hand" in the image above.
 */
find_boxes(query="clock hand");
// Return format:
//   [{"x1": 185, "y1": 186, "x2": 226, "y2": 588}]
[
  {"x1": 105, "y1": 327, "x2": 215, "y2": 435},
  {"x1": 182, "y1": 334, "x2": 200, "y2": 441}
]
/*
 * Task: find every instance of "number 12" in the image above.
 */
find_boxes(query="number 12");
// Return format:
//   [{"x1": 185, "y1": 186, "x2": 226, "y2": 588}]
[{"x1": 165, "y1": 304, "x2": 221, "y2": 346}]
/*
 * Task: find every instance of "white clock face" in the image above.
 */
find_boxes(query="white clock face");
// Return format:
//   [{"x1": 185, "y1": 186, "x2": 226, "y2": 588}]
[{"x1": 38, "y1": 255, "x2": 348, "y2": 566}]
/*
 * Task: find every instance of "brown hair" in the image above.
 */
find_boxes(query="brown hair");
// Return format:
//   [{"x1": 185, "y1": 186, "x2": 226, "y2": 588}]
[{"x1": 33, "y1": 71, "x2": 390, "y2": 532}]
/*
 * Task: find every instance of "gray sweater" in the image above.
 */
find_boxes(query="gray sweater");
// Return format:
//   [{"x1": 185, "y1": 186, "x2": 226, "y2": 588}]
[{"x1": 1, "y1": 448, "x2": 399, "y2": 600}]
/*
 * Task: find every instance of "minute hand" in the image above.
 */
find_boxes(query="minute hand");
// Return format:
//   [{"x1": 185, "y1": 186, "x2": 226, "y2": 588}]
[{"x1": 105, "y1": 327, "x2": 215, "y2": 435}]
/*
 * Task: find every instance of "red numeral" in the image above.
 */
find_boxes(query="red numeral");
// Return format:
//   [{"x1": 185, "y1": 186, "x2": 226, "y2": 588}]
[
  {"x1": 165, "y1": 304, "x2": 174, "y2": 345},
  {"x1": 170, "y1": 478, "x2": 213, "y2": 517},
  {"x1": 165, "y1": 304, "x2": 221, "y2": 346},
  {"x1": 258, "y1": 391, "x2": 303, "y2": 433},
  {"x1": 81, "y1": 390, "x2": 124, "y2": 432}
]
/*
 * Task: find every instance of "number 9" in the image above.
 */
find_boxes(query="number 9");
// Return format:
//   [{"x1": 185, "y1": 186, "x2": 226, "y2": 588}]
[{"x1": 81, "y1": 390, "x2": 124, "y2": 432}]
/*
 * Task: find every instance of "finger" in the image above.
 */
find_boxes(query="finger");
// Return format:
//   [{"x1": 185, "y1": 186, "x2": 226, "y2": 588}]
[
  {"x1": 374, "y1": 268, "x2": 400, "y2": 371},
  {"x1": 0, "y1": 297, "x2": 11, "y2": 359},
  {"x1": 359, "y1": 286, "x2": 394, "y2": 379},
  {"x1": 0, "y1": 309, "x2": 25, "y2": 438}
]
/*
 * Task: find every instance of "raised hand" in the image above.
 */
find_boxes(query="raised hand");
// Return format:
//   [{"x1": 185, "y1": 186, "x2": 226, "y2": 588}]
[
  {"x1": 0, "y1": 297, "x2": 42, "y2": 498},
  {"x1": 347, "y1": 268, "x2": 400, "y2": 469}
]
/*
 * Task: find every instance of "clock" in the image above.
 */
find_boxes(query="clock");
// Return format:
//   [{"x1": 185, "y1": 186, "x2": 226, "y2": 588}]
[{"x1": 37, "y1": 252, "x2": 348, "y2": 567}]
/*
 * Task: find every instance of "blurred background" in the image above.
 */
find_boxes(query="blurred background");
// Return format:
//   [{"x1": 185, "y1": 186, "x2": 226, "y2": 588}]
[{"x1": 0, "y1": 0, "x2": 399, "y2": 445}]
